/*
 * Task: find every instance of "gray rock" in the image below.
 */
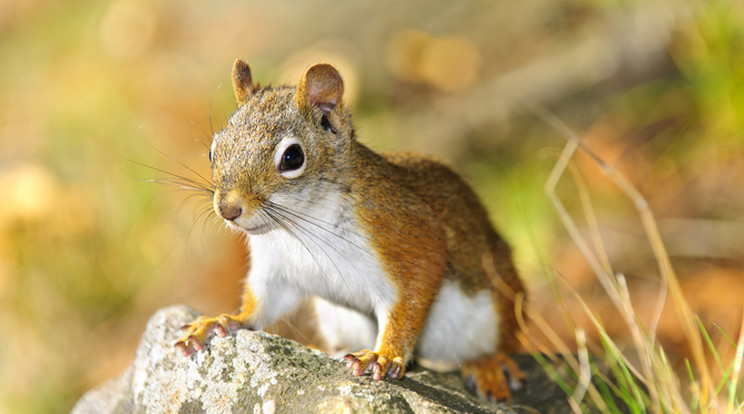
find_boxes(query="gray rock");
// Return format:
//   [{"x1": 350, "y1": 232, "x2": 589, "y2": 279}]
[{"x1": 72, "y1": 306, "x2": 571, "y2": 414}]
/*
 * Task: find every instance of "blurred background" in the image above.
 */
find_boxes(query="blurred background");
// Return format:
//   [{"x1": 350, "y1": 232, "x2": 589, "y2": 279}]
[{"x1": 1, "y1": 0, "x2": 743, "y2": 412}]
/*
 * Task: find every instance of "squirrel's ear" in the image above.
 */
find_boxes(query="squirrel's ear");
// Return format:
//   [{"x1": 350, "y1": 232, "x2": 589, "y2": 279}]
[
  {"x1": 296, "y1": 64, "x2": 344, "y2": 115},
  {"x1": 232, "y1": 59, "x2": 254, "y2": 106}
]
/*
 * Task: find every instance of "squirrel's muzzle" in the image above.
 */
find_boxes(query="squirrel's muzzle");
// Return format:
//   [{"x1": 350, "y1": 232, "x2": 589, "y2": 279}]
[{"x1": 213, "y1": 191, "x2": 269, "y2": 235}]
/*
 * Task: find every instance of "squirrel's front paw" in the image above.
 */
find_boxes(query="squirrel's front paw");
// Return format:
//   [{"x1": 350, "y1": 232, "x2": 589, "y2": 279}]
[
  {"x1": 344, "y1": 349, "x2": 406, "y2": 380},
  {"x1": 174, "y1": 314, "x2": 248, "y2": 356}
]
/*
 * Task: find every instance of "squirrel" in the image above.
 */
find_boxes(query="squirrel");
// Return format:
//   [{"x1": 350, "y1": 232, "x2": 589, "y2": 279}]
[{"x1": 175, "y1": 59, "x2": 527, "y2": 402}]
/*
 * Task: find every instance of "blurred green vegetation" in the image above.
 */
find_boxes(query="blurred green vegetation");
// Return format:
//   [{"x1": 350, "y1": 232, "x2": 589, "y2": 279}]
[{"x1": 1, "y1": 0, "x2": 743, "y2": 412}]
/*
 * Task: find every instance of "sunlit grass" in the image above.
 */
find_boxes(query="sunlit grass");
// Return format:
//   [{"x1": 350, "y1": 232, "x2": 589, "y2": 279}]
[{"x1": 521, "y1": 107, "x2": 744, "y2": 413}]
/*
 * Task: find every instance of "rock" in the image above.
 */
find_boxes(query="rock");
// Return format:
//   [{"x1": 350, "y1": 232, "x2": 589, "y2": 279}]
[{"x1": 72, "y1": 306, "x2": 572, "y2": 414}]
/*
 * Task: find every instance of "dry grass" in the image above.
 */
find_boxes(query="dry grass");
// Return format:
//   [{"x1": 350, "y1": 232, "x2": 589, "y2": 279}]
[{"x1": 519, "y1": 106, "x2": 744, "y2": 413}]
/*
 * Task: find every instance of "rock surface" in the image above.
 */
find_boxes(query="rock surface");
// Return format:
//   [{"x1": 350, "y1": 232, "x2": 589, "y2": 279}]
[{"x1": 73, "y1": 306, "x2": 572, "y2": 414}]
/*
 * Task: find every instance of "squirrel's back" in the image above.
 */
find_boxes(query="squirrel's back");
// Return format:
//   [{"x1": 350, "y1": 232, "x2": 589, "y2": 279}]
[{"x1": 378, "y1": 151, "x2": 517, "y2": 290}]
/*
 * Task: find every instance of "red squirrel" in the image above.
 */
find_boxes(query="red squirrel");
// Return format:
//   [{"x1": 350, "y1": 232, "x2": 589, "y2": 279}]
[{"x1": 175, "y1": 59, "x2": 526, "y2": 401}]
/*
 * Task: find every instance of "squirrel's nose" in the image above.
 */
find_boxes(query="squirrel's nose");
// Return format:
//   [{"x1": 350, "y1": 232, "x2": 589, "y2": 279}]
[
  {"x1": 214, "y1": 190, "x2": 265, "y2": 222},
  {"x1": 217, "y1": 203, "x2": 242, "y2": 221}
]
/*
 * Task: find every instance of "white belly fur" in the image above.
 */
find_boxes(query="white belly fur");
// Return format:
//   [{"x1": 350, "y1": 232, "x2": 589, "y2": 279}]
[
  {"x1": 245, "y1": 192, "x2": 396, "y2": 331},
  {"x1": 416, "y1": 281, "x2": 498, "y2": 370},
  {"x1": 314, "y1": 297, "x2": 377, "y2": 357},
  {"x1": 246, "y1": 193, "x2": 497, "y2": 370},
  {"x1": 313, "y1": 280, "x2": 499, "y2": 371}
]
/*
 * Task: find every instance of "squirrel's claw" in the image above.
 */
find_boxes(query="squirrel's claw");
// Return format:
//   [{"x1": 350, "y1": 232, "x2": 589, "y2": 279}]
[
  {"x1": 386, "y1": 356, "x2": 405, "y2": 379},
  {"x1": 344, "y1": 350, "x2": 406, "y2": 380},
  {"x1": 174, "y1": 314, "x2": 247, "y2": 355},
  {"x1": 344, "y1": 349, "x2": 377, "y2": 376},
  {"x1": 174, "y1": 340, "x2": 193, "y2": 357}
]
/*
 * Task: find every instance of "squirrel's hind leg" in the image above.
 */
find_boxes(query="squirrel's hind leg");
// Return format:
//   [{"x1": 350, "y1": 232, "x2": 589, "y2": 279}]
[{"x1": 461, "y1": 352, "x2": 526, "y2": 402}]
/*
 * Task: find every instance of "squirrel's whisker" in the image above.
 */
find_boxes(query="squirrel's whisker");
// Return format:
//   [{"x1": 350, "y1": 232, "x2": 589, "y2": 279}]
[
  {"x1": 263, "y1": 206, "x2": 354, "y2": 297},
  {"x1": 266, "y1": 202, "x2": 375, "y2": 259}
]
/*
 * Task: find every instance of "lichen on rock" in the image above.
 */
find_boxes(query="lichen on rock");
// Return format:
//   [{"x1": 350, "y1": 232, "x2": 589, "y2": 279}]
[{"x1": 72, "y1": 306, "x2": 570, "y2": 414}]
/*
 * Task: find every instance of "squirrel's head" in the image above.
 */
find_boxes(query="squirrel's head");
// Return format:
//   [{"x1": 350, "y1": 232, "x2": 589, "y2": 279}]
[{"x1": 210, "y1": 59, "x2": 354, "y2": 234}]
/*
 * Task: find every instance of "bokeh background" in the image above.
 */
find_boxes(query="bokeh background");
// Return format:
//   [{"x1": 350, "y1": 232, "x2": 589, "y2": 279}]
[{"x1": 2, "y1": 0, "x2": 743, "y2": 412}]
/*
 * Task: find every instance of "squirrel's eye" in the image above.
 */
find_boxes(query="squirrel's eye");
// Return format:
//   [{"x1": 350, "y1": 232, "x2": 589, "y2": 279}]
[
  {"x1": 321, "y1": 115, "x2": 335, "y2": 134},
  {"x1": 278, "y1": 144, "x2": 305, "y2": 174},
  {"x1": 274, "y1": 139, "x2": 306, "y2": 179}
]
